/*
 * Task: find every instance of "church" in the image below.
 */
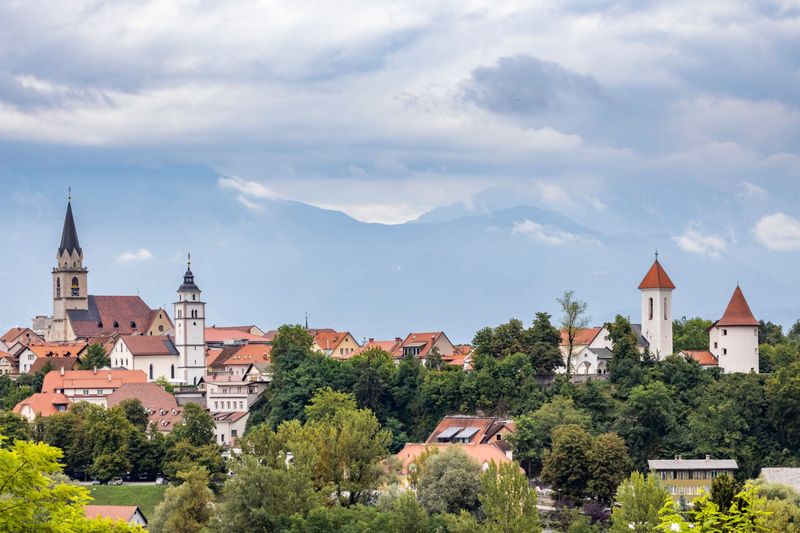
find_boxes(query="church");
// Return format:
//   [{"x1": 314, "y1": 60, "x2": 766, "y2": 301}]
[{"x1": 45, "y1": 197, "x2": 207, "y2": 385}]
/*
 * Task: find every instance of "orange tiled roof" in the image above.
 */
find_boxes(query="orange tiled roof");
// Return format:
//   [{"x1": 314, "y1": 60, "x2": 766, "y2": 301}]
[
  {"x1": 560, "y1": 327, "x2": 602, "y2": 346},
  {"x1": 396, "y1": 443, "x2": 515, "y2": 475},
  {"x1": 84, "y1": 505, "x2": 140, "y2": 522},
  {"x1": 312, "y1": 330, "x2": 350, "y2": 352},
  {"x1": 715, "y1": 285, "x2": 759, "y2": 327},
  {"x1": 42, "y1": 369, "x2": 147, "y2": 393},
  {"x1": 206, "y1": 348, "x2": 224, "y2": 367},
  {"x1": 121, "y1": 335, "x2": 178, "y2": 356},
  {"x1": 13, "y1": 392, "x2": 69, "y2": 417},
  {"x1": 205, "y1": 327, "x2": 268, "y2": 344},
  {"x1": 392, "y1": 332, "x2": 452, "y2": 359},
  {"x1": 353, "y1": 338, "x2": 403, "y2": 356},
  {"x1": 219, "y1": 343, "x2": 272, "y2": 366},
  {"x1": 1, "y1": 327, "x2": 41, "y2": 346},
  {"x1": 29, "y1": 342, "x2": 87, "y2": 359},
  {"x1": 683, "y1": 350, "x2": 718, "y2": 366},
  {"x1": 638, "y1": 260, "x2": 676, "y2": 290}
]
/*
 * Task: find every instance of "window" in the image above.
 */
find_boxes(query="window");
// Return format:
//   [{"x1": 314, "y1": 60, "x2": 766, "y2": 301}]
[
  {"x1": 71, "y1": 277, "x2": 80, "y2": 297},
  {"x1": 649, "y1": 297, "x2": 654, "y2": 320},
  {"x1": 723, "y1": 329, "x2": 728, "y2": 336},
  {"x1": 231, "y1": 429, "x2": 238, "y2": 438},
  {"x1": 664, "y1": 298, "x2": 668, "y2": 319},
  {"x1": 723, "y1": 348, "x2": 727, "y2": 355},
  {"x1": 177, "y1": 310, "x2": 182, "y2": 319},
  {"x1": 83, "y1": 389, "x2": 89, "y2": 395},
  {"x1": 56, "y1": 278, "x2": 61, "y2": 298},
  {"x1": 714, "y1": 342, "x2": 718, "y2": 349},
  {"x1": 149, "y1": 364, "x2": 154, "y2": 380},
  {"x1": 171, "y1": 365, "x2": 175, "y2": 379},
  {"x1": 159, "y1": 325, "x2": 164, "y2": 332},
  {"x1": 214, "y1": 401, "x2": 218, "y2": 409},
  {"x1": 192, "y1": 294, "x2": 196, "y2": 301}
]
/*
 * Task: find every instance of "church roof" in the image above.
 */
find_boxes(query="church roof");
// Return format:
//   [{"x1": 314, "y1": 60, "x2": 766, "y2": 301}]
[
  {"x1": 121, "y1": 335, "x2": 178, "y2": 356},
  {"x1": 67, "y1": 296, "x2": 159, "y2": 338},
  {"x1": 638, "y1": 259, "x2": 676, "y2": 290},
  {"x1": 715, "y1": 285, "x2": 759, "y2": 327},
  {"x1": 58, "y1": 201, "x2": 82, "y2": 256}
]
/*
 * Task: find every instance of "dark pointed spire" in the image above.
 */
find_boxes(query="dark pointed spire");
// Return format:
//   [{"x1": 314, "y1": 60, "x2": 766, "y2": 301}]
[
  {"x1": 179, "y1": 253, "x2": 200, "y2": 291},
  {"x1": 58, "y1": 197, "x2": 82, "y2": 256}
]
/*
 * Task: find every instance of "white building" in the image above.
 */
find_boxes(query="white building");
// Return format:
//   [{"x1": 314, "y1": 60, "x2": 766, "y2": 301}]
[
  {"x1": 173, "y1": 256, "x2": 206, "y2": 386},
  {"x1": 109, "y1": 335, "x2": 181, "y2": 382},
  {"x1": 710, "y1": 285, "x2": 760, "y2": 373},
  {"x1": 638, "y1": 257, "x2": 675, "y2": 358}
]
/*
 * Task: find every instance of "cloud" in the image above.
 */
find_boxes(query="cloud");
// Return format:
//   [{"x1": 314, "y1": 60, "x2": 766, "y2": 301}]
[
  {"x1": 585, "y1": 195, "x2": 607, "y2": 210},
  {"x1": 218, "y1": 176, "x2": 278, "y2": 211},
  {"x1": 672, "y1": 227, "x2": 727, "y2": 257},
  {"x1": 116, "y1": 248, "x2": 153, "y2": 262},
  {"x1": 464, "y1": 55, "x2": 605, "y2": 115},
  {"x1": 512, "y1": 219, "x2": 580, "y2": 245},
  {"x1": 740, "y1": 181, "x2": 767, "y2": 199},
  {"x1": 754, "y1": 213, "x2": 800, "y2": 251}
]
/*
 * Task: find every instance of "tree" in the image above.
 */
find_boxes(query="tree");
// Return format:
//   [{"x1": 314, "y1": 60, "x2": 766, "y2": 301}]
[
  {"x1": 0, "y1": 437, "x2": 141, "y2": 532},
  {"x1": 80, "y1": 343, "x2": 110, "y2": 370},
  {"x1": 425, "y1": 345, "x2": 444, "y2": 371},
  {"x1": 709, "y1": 473, "x2": 741, "y2": 511},
  {"x1": 169, "y1": 403, "x2": 215, "y2": 447},
  {"x1": 616, "y1": 382, "x2": 678, "y2": 469},
  {"x1": 163, "y1": 441, "x2": 226, "y2": 490},
  {"x1": 150, "y1": 467, "x2": 214, "y2": 533},
  {"x1": 417, "y1": 447, "x2": 481, "y2": 514},
  {"x1": 350, "y1": 348, "x2": 393, "y2": 414},
  {"x1": 606, "y1": 315, "x2": 644, "y2": 390},
  {"x1": 656, "y1": 483, "x2": 768, "y2": 532},
  {"x1": 0, "y1": 411, "x2": 31, "y2": 445},
  {"x1": 117, "y1": 398, "x2": 150, "y2": 431},
  {"x1": 509, "y1": 396, "x2": 591, "y2": 475},
  {"x1": 558, "y1": 290, "x2": 590, "y2": 376},
  {"x1": 542, "y1": 424, "x2": 594, "y2": 503},
  {"x1": 766, "y1": 362, "x2": 800, "y2": 447},
  {"x1": 528, "y1": 312, "x2": 564, "y2": 375},
  {"x1": 672, "y1": 317, "x2": 713, "y2": 352},
  {"x1": 610, "y1": 472, "x2": 669, "y2": 533},
  {"x1": 480, "y1": 460, "x2": 541, "y2": 533},
  {"x1": 587, "y1": 432, "x2": 630, "y2": 504},
  {"x1": 759, "y1": 320, "x2": 784, "y2": 345}
]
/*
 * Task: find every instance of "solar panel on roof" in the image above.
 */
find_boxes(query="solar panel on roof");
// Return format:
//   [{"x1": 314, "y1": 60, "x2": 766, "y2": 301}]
[
  {"x1": 437, "y1": 426, "x2": 464, "y2": 439},
  {"x1": 454, "y1": 427, "x2": 480, "y2": 440}
]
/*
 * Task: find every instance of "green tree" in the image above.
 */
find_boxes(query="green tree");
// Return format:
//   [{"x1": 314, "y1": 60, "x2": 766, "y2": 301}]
[
  {"x1": 509, "y1": 396, "x2": 591, "y2": 475},
  {"x1": 709, "y1": 473, "x2": 741, "y2": 511},
  {"x1": 673, "y1": 316, "x2": 713, "y2": 352},
  {"x1": 169, "y1": 403, "x2": 215, "y2": 446},
  {"x1": 480, "y1": 460, "x2": 541, "y2": 533},
  {"x1": 163, "y1": 441, "x2": 226, "y2": 490},
  {"x1": 0, "y1": 410, "x2": 31, "y2": 445},
  {"x1": 610, "y1": 472, "x2": 669, "y2": 533},
  {"x1": 150, "y1": 467, "x2": 214, "y2": 533},
  {"x1": 426, "y1": 345, "x2": 444, "y2": 371},
  {"x1": 759, "y1": 320, "x2": 784, "y2": 345},
  {"x1": 656, "y1": 483, "x2": 768, "y2": 532},
  {"x1": 116, "y1": 398, "x2": 150, "y2": 431},
  {"x1": 417, "y1": 446, "x2": 481, "y2": 514},
  {"x1": 528, "y1": 312, "x2": 564, "y2": 375},
  {"x1": 350, "y1": 348, "x2": 393, "y2": 414},
  {"x1": 587, "y1": 432, "x2": 631, "y2": 504},
  {"x1": 542, "y1": 424, "x2": 594, "y2": 503},
  {"x1": 766, "y1": 362, "x2": 800, "y2": 447},
  {"x1": 616, "y1": 381, "x2": 678, "y2": 468},
  {"x1": 558, "y1": 290, "x2": 590, "y2": 376},
  {"x1": 606, "y1": 315, "x2": 644, "y2": 390},
  {"x1": 79, "y1": 343, "x2": 111, "y2": 370}
]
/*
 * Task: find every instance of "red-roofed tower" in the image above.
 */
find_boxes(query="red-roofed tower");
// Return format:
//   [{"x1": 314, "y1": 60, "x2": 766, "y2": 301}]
[
  {"x1": 638, "y1": 254, "x2": 675, "y2": 357},
  {"x1": 709, "y1": 285, "x2": 759, "y2": 373}
]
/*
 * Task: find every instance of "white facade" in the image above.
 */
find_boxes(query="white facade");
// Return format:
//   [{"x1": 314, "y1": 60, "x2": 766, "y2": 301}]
[
  {"x1": 710, "y1": 325, "x2": 759, "y2": 374},
  {"x1": 640, "y1": 287, "x2": 673, "y2": 357},
  {"x1": 173, "y1": 260, "x2": 206, "y2": 386}
]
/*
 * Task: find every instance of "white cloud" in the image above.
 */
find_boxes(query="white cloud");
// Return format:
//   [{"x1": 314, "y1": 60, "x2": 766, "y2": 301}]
[
  {"x1": 512, "y1": 219, "x2": 579, "y2": 245},
  {"x1": 754, "y1": 213, "x2": 800, "y2": 251},
  {"x1": 585, "y1": 195, "x2": 607, "y2": 210},
  {"x1": 218, "y1": 176, "x2": 278, "y2": 211},
  {"x1": 740, "y1": 181, "x2": 767, "y2": 199},
  {"x1": 533, "y1": 182, "x2": 572, "y2": 209},
  {"x1": 672, "y1": 227, "x2": 727, "y2": 257},
  {"x1": 116, "y1": 248, "x2": 153, "y2": 262}
]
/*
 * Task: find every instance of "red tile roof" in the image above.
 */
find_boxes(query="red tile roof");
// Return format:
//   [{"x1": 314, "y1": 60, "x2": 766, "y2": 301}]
[
  {"x1": 560, "y1": 327, "x2": 602, "y2": 346},
  {"x1": 0, "y1": 327, "x2": 41, "y2": 346},
  {"x1": 715, "y1": 285, "x2": 759, "y2": 327},
  {"x1": 29, "y1": 357, "x2": 80, "y2": 375},
  {"x1": 42, "y1": 369, "x2": 147, "y2": 393},
  {"x1": 106, "y1": 383, "x2": 182, "y2": 431},
  {"x1": 391, "y1": 332, "x2": 453, "y2": 359},
  {"x1": 13, "y1": 392, "x2": 69, "y2": 417},
  {"x1": 426, "y1": 416, "x2": 497, "y2": 444},
  {"x1": 211, "y1": 343, "x2": 271, "y2": 367},
  {"x1": 638, "y1": 260, "x2": 676, "y2": 290},
  {"x1": 353, "y1": 338, "x2": 403, "y2": 356},
  {"x1": 205, "y1": 327, "x2": 268, "y2": 344},
  {"x1": 29, "y1": 342, "x2": 88, "y2": 359},
  {"x1": 682, "y1": 350, "x2": 718, "y2": 366},
  {"x1": 206, "y1": 348, "x2": 224, "y2": 367},
  {"x1": 121, "y1": 335, "x2": 178, "y2": 356},
  {"x1": 396, "y1": 443, "x2": 515, "y2": 475},
  {"x1": 84, "y1": 505, "x2": 141, "y2": 522},
  {"x1": 67, "y1": 296, "x2": 159, "y2": 338}
]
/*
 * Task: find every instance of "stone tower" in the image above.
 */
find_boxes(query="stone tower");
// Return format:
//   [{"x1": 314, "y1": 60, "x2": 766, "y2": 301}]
[
  {"x1": 638, "y1": 255, "x2": 675, "y2": 357},
  {"x1": 173, "y1": 255, "x2": 206, "y2": 385},
  {"x1": 48, "y1": 197, "x2": 89, "y2": 341},
  {"x1": 710, "y1": 285, "x2": 759, "y2": 373}
]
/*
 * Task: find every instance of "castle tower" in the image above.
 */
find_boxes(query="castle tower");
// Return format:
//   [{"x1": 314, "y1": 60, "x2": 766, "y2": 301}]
[
  {"x1": 48, "y1": 196, "x2": 89, "y2": 342},
  {"x1": 173, "y1": 255, "x2": 206, "y2": 385},
  {"x1": 638, "y1": 255, "x2": 675, "y2": 357},
  {"x1": 710, "y1": 285, "x2": 759, "y2": 373}
]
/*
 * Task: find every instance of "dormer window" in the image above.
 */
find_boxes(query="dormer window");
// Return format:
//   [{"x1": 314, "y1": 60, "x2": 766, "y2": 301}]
[
  {"x1": 113, "y1": 321, "x2": 119, "y2": 328},
  {"x1": 130, "y1": 321, "x2": 136, "y2": 329},
  {"x1": 97, "y1": 321, "x2": 103, "y2": 328}
]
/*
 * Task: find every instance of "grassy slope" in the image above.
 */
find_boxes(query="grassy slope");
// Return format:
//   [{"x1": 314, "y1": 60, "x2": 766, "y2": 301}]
[{"x1": 87, "y1": 485, "x2": 167, "y2": 520}]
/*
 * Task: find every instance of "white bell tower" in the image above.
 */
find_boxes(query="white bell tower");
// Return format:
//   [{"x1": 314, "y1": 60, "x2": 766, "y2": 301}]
[
  {"x1": 638, "y1": 253, "x2": 675, "y2": 358},
  {"x1": 173, "y1": 254, "x2": 206, "y2": 385}
]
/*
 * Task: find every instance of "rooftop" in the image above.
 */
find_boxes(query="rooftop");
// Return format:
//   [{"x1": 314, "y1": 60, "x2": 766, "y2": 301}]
[{"x1": 648, "y1": 458, "x2": 738, "y2": 470}]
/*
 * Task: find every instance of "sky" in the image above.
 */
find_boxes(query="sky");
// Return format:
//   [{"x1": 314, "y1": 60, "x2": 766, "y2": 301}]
[{"x1": 1, "y1": 1, "x2": 800, "y2": 341}]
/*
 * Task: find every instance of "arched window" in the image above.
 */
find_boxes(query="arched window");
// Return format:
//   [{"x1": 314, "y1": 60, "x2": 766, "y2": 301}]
[
  {"x1": 170, "y1": 364, "x2": 175, "y2": 379},
  {"x1": 56, "y1": 278, "x2": 61, "y2": 298},
  {"x1": 71, "y1": 277, "x2": 79, "y2": 297},
  {"x1": 149, "y1": 364, "x2": 154, "y2": 380},
  {"x1": 192, "y1": 294, "x2": 196, "y2": 301}
]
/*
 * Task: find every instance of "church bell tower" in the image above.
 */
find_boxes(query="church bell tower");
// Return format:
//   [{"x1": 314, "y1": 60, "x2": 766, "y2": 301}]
[
  {"x1": 49, "y1": 194, "x2": 89, "y2": 341},
  {"x1": 173, "y1": 255, "x2": 206, "y2": 385}
]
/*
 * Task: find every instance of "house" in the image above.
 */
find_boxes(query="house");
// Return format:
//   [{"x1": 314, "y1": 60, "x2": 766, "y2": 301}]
[
  {"x1": 205, "y1": 326, "x2": 267, "y2": 347},
  {"x1": 213, "y1": 412, "x2": 249, "y2": 447},
  {"x1": 396, "y1": 443, "x2": 515, "y2": 479},
  {"x1": 210, "y1": 343, "x2": 272, "y2": 377},
  {"x1": 426, "y1": 415, "x2": 516, "y2": 448},
  {"x1": 391, "y1": 332, "x2": 457, "y2": 363},
  {"x1": 0, "y1": 353, "x2": 16, "y2": 375},
  {"x1": 84, "y1": 505, "x2": 147, "y2": 527},
  {"x1": 41, "y1": 368, "x2": 148, "y2": 406},
  {"x1": 0, "y1": 327, "x2": 42, "y2": 348},
  {"x1": 106, "y1": 383, "x2": 183, "y2": 433},
  {"x1": 10, "y1": 345, "x2": 37, "y2": 374},
  {"x1": 679, "y1": 350, "x2": 719, "y2": 369},
  {"x1": 352, "y1": 338, "x2": 403, "y2": 357},
  {"x1": 218, "y1": 325, "x2": 266, "y2": 336},
  {"x1": 109, "y1": 335, "x2": 180, "y2": 382},
  {"x1": 648, "y1": 456, "x2": 738, "y2": 503},
  {"x1": 25, "y1": 342, "x2": 88, "y2": 374},
  {"x1": 29, "y1": 356, "x2": 80, "y2": 375},
  {"x1": 310, "y1": 330, "x2": 361, "y2": 359},
  {"x1": 709, "y1": 285, "x2": 760, "y2": 373},
  {"x1": 201, "y1": 373, "x2": 267, "y2": 413},
  {"x1": 558, "y1": 326, "x2": 648, "y2": 374},
  {"x1": 13, "y1": 392, "x2": 70, "y2": 421}
]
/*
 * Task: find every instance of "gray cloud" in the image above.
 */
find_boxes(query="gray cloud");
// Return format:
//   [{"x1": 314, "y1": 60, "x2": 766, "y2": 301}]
[{"x1": 463, "y1": 55, "x2": 606, "y2": 115}]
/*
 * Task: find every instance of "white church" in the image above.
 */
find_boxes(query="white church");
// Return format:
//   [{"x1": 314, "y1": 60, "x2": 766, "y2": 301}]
[
  {"x1": 561, "y1": 256, "x2": 760, "y2": 375},
  {"x1": 46, "y1": 197, "x2": 208, "y2": 385}
]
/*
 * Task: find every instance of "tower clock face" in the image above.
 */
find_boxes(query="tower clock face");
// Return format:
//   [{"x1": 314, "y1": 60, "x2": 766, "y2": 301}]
[{"x1": 72, "y1": 287, "x2": 79, "y2": 296}]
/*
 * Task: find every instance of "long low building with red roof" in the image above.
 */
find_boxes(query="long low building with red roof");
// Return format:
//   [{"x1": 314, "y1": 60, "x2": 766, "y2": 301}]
[
  {"x1": 106, "y1": 383, "x2": 183, "y2": 433},
  {"x1": 41, "y1": 368, "x2": 148, "y2": 406}
]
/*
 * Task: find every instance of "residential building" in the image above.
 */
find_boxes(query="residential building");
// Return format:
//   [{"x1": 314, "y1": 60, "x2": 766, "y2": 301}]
[
  {"x1": 106, "y1": 383, "x2": 183, "y2": 433},
  {"x1": 210, "y1": 342, "x2": 272, "y2": 377},
  {"x1": 648, "y1": 457, "x2": 738, "y2": 503},
  {"x1": 678, "y1": 350, "x2": 719, "y2": 369},
  {"x1": 201, "y1": 373, "x2": 266, "y2": 413},
  {"x1": 205, "y1": 327, "x2": 267, "y2": 347},
  {"x1": 173, "y1": 257, "x2": 206, "y2": 385},
  {"x1": 639, "y1": 257, "x2": 676, "y2": 358},
  {"x1": 24, "y1": 342, "x2": 88, "y2": 374},
  {"x1": 213, "y1": 412, "x2": 249, "y2": 447},
  {"x1": 13, "y1": 392, "x2": 70, "y2": 421},
  {"x1": 109, "y1": 335, "x2": 180, "y2": 382},
  {"x1": 0, "y1": 353, "x2": 15, "y2": 375},
  {"x1": 311, "y1": 330, "x2": 361, "y2": 359},
  {"x1": 41, "y1": 368, "x2": 148, "y2": 406},
  {"x1": 709, "y1": 285, "x2": 760, "y2": 373},
  {"x1": 352, "y1": 338, "x2": 403, "y2": 357},
  {"x1": 558, "y1": 325, "x2": 648, "y2": 374},
  {"x1": 84, "y1": 506, "x2": 148, "y2": 527},
  {"x1": 396, "y1": 442, "x2": 515, "y2": 480},
  {"x1": 391, "y1": 332, "x2": 456, "y2": 363},
  {"x1": 0, "y1": 327, "x2": 42, "y2": 348},
  {"x1": 29, "y1": 356, "x2": 80, "y2": 375}
]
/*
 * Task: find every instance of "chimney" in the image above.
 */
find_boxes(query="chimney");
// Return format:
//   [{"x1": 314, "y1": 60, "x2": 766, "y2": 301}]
[
  {"x1": 93, "y1": 367, "x2": 97, "y2": 374},
  {"x1": 60, "y1": 366, "x2": 65, "y2": 376},
  {"x1": 395, "y1": 337, "x2": 401, "y2": 342},
  {"x1": 705, "y1": 454, "x2": 711, "y2": 461},
  {"x1": 108, "y1": 373, "x2": 112, "y2": 382},
  {"x1": 368, "y1": 338, "x2": 374, "y2": 343}
]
